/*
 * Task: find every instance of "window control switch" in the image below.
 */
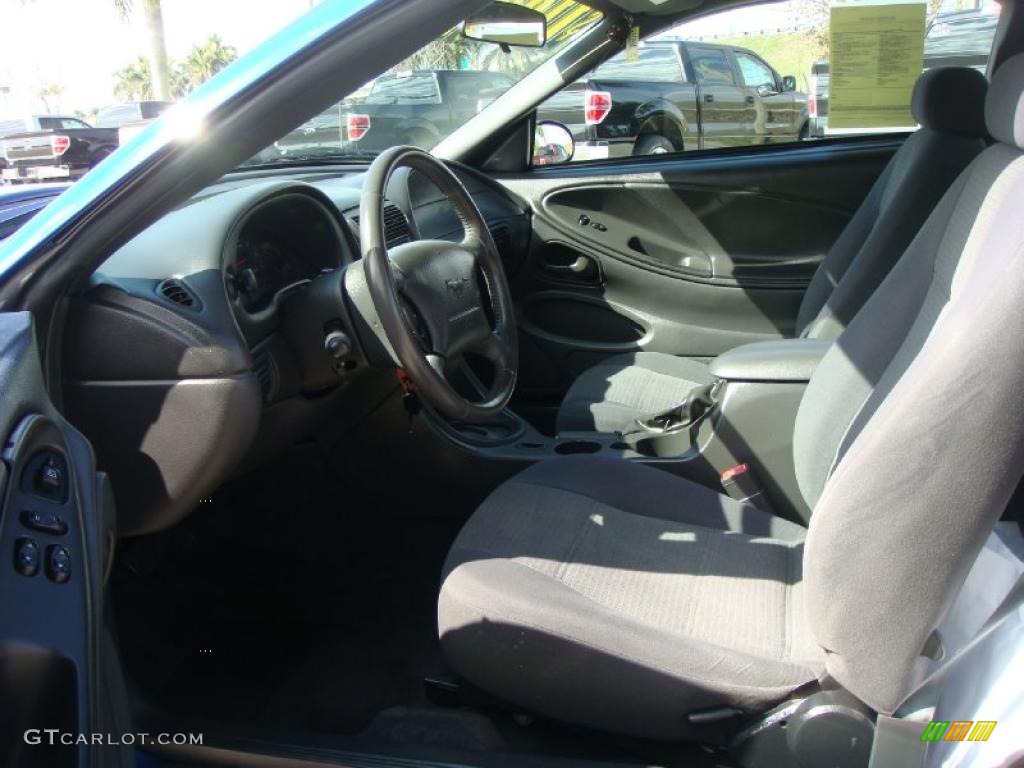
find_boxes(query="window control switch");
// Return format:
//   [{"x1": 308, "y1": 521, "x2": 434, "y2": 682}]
[
  {"x1": 46, "y1": 545, "x2": 71, "y2": 584},
  {"x1": 21, "y1": 510, "x2": 68, "y2": 535},
  {"x1": 15, "y1": 538, "x2": 40, "y2": 577}
]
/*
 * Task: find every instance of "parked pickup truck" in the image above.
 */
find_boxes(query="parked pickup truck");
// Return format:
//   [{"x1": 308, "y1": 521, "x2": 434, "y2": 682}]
[
  {"x1": 538, "y1": 40, "x2": 808, "y2": 159},
  {"x1": 344, "y1": 69, "x2": 515, "y2": 151},
  {"x1": 808, "y1": 60, "x2": 830, "y2": 138},
  {"x1": 1, "y1": 118, "x2": 118, "y2": 184}
]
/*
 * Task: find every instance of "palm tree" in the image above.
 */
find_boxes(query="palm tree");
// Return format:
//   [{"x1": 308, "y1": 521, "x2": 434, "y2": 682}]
[
  {"x1": 113, "y1": 57, "x2": 153, "y2": 101},
  {"x1": 36, "y1": 82, "x2": 64, "y2": 112},
  {"x1": 181, "y1": 35, "x2": 238, "y2": 93},
  {"x1": 114, "y1": 0, "x2": 172, "y2": 100}
]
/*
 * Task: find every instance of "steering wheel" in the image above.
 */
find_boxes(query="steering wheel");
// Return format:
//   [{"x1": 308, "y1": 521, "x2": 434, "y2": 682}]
[{"x1": 360, "y1": 146, "x2": 518, "y2": 423}]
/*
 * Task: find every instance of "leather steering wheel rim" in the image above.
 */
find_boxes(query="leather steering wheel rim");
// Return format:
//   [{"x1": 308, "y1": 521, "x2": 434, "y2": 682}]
[{"x1": 361, "y1": 146, "x2": 518, "y2": 423}]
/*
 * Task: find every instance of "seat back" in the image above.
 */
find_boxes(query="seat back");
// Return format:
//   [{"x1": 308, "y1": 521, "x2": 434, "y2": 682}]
[
  {"x1": 794, "y1": 54, "x2": 1024, "y2": 714},
  {"x1": 796, "y1": 67, "x2": 988, "y2": 340}
]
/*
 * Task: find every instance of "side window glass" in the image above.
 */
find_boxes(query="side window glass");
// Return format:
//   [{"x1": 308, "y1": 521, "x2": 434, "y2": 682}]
[
  {"x1": 736, "y1": 53, "x2": 776, "y2": 91},
  {"x1": 690, "y1": 48, "x2": 735, "y2": 86},
  {"x1": 539, "y1": 0, "x2": 1002, "y2": 165}
]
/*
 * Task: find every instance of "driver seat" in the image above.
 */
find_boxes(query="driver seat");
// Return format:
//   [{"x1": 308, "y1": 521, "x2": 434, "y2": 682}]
[{"x1": 437, "y1": 55, "x2": 1024, "y2": 740}]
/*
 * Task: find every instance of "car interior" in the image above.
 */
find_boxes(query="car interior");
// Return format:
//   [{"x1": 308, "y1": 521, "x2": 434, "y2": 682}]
[{"x1": 2, "y1": 0, "x2": 1024, "y2": 767}]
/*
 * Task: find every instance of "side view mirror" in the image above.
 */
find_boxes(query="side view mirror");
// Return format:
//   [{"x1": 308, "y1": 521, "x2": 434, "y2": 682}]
[
  {"x1": 462, "y1": 2, "x2": 547, "y2": 48},
  {"x1": 781, "y1": 75, "x2": 797, "y2": 93},
  {"x1": 532, "y1": 121, "x2": 574, "y2": 166}
]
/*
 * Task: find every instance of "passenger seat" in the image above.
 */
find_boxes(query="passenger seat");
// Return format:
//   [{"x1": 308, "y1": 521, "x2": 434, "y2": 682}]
[{"x1": 557, "y1": 66, "x2": 990, "y2": 435}]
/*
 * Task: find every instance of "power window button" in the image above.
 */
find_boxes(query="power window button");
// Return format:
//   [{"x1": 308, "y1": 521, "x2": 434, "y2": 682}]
[
  {"x1": 21, "y1": 510, "x2": 68, "y2": 535},
  {"x1": 15, "y1": 538, "x2": 40, "y2": 577},
  {"x1": 38, "y1": 460, "x2": 63, "y2": 493},
  {"x1": 46, "y1": 546, "x2": 71, "y2": 584},
  {"x1": 23, "y1": 451, "x2": 69, "y2": 502}
]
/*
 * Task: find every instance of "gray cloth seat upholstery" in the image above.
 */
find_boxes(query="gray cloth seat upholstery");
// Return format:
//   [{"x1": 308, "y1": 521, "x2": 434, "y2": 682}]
[
  {"x1": 439, "y1": 55, "x2": 1024, "y2": 739},
  {"x1": 557, "y1": 67, "x2": 989, "y2": 435},
  {"x1": 439, "y1": 457, "x2": 821, "y2": 740}
]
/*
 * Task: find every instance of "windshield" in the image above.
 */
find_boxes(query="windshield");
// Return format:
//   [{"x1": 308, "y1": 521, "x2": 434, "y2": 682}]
[{"x1": 242, "y1": 0, "x2": 601, "y2": 166}]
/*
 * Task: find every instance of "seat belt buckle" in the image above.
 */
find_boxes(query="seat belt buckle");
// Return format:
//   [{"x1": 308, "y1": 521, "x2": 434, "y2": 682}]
[{"x1": 720, "y1": 463, "x2": 774, "y2": 512}]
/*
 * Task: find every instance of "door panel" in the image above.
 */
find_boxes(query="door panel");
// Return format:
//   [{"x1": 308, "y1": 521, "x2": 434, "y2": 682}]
[
  {"x1": 497, "y1": 138, "x2": 900, "y2": 405},
  {"x1": 0, "y1": 312, "x2": 129, "y2": 768}
]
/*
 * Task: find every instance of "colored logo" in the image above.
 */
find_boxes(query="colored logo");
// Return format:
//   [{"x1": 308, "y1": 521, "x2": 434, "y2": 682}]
[{"x1": 920, "y1": 721, "x2": 997, "y2": 742}]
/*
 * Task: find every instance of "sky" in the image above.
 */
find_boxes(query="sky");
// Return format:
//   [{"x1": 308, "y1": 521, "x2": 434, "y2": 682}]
[{"x1": 0, "y1": 0, "x2": 317, "y2": 115}]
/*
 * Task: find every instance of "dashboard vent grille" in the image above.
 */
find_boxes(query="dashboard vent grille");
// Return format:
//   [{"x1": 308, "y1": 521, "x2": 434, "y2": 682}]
[
  {"x1": 156, "y1": 278, "x2": 199, "y2": 310},
  {"x1": 349, "y1": 200, "x2": 411, "y2": 247},
  {"x1": 252, "y1": 348, "x2": 279, "y2": 403},
  {"x1": 382, "y1": 202, "x2": 411, "y2": 246}
]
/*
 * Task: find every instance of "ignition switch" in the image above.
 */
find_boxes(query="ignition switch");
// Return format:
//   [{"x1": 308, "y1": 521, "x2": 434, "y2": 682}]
[{"x1": 324, "y1": 330, "x2": 352, "y2": 360}]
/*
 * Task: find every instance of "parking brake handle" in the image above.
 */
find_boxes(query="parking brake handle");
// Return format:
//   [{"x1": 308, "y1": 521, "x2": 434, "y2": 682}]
[
  {"x1": 635, "y1": 383, "x2": 715, "y2": 433},
  {"x1": 619, "y1": 383, "x2": 716, "y2": 457}
]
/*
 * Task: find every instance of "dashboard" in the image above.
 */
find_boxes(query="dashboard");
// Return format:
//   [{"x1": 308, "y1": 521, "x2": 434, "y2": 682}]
[{"x1": 61, "y1": 160, "x2": 531, "y2": 536}]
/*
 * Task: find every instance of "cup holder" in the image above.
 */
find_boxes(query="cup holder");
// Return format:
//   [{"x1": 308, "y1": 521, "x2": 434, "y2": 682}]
[{"x1": 555, "y1": 440, "x2": 601, "y2": 455}]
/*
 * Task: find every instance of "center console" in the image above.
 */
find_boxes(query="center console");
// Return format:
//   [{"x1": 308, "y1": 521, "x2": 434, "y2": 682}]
[{"x1": 427, "y1": 338, "x2": 832, "y2": 523}]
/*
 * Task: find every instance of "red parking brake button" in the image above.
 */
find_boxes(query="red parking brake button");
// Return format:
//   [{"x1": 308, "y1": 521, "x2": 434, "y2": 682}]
[{"x1": 720, "y1": 463, "x2": 749, "y2": 483}]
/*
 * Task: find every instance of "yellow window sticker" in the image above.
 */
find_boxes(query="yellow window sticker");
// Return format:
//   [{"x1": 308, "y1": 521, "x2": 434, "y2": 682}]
[
  {"x1": 626, "y1": 25, "x2": 640, "y2": 63},
  {"x1": 828, "y1": 1, "x2": 926, "y2": 129}
]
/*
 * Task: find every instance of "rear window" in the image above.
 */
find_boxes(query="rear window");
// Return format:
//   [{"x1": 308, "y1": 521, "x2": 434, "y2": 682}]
[
  {"x1": 95, "y1": 105, "x2": 139, "y2": 127},
  {"x1": 140, "y1": 102, "x2": 172, "y2": 120},
  {"x1": 593, "y1": 45, "x2": 685, "y2": 82},
  {"x1": 925, "y1": 7, "x2": 1001, "y2": 65},
  {"x1": 365, "y1": 73, "x2": 442, "y2": 105},
  {"x1": 36, "y1": 117, "x2": 90, "y2": 130}
]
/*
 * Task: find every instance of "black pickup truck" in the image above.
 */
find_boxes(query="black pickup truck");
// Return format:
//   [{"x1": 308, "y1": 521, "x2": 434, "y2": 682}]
[
  {"x1": 538, "y1": 40, "x2": 808, "y2": 159},
  {"x1": 1, "y1": 119, "x2": 118, "y2": 184},
  {"x1": 343, "y1": 69, "x2": 515, "y2": 151}
]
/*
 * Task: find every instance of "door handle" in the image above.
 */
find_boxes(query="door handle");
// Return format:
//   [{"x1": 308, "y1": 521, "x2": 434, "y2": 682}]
[
  {"x1": 745, "y1": 95, "x2": 755, "y2": 105},
  {"x1": 704, "y1": 94, "x2": 714, "y2": 104},
  {"x1": 544, "y1": 256, "x2": 592, "y2": 276}
]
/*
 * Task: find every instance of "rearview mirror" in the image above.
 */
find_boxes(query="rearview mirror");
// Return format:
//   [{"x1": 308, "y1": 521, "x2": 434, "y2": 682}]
[
  {"x1": 462, "y1": 2, "x2": 547, "y2": 48},
  {"x1": 781, "y1": 75, "x2": 797, "y2": 92}
]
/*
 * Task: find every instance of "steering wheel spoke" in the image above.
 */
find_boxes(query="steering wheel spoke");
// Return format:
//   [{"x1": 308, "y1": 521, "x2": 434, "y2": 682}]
[
  {"x1": 474, "y1": 331, "x2": 513, "y2": 373},
  {"x1": 425, "y1": 352, "x2": 453, "y2": 378}
]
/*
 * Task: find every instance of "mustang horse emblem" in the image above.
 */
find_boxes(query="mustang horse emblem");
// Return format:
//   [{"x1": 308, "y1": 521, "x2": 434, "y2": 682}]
[{"x1": 445, "y1": 277, "x2": 470, "y2": 298}]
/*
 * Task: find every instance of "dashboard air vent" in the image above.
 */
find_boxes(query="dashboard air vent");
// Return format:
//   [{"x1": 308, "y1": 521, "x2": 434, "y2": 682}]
[
  {"x1": 156, "y1": 278, "x2": 200, "y2": 310},
  {"x1": 351, "y1": 200, "x2": 411, "y2": 247},
  {"x1": 382, "y1": 202, "x2": 411, "y2": 246},
  {"x1": 252, "y1": 348, "x2": 279, "y2": 403}
]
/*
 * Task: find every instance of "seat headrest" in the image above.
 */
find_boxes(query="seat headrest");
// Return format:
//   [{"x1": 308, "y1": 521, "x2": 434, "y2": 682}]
[
  {"x1": 986, "y1": 53, "x2": 1024, "y2": 148},
  {"x1": 911, "y1": 67, "x2": 988, "y2": 137}
]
